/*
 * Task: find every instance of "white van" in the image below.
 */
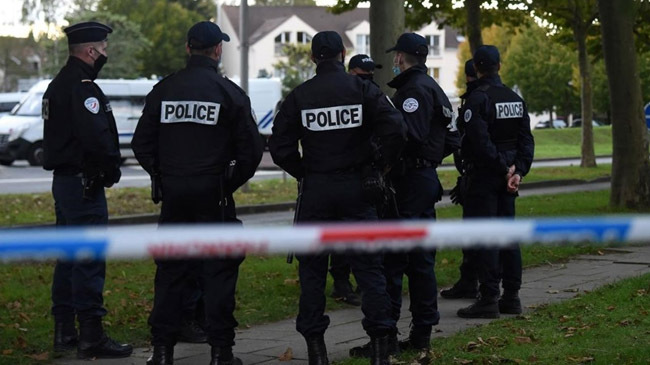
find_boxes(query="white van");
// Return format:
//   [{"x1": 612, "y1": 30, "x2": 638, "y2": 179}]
[
  {"x1": 0, "y1": 92, "x2": 27, "y2": 118},
  {"x1": 229, "y1": 77, "x2": 282, "y2": 147},
  {"x1": 0, "y1": 79, "x2": 156, "y2": 166}
]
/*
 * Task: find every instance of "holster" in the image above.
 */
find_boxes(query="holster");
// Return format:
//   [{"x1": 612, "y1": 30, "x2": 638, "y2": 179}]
[
  {"x1": 81, "y1": 172, "x2": 104, "y2": 200},
  {"x1": 151, "y1": 172, "x2": 162, "y2": 204},
  {"x1": 361, "y1": 165, "x2": 387, "y2": 206}
]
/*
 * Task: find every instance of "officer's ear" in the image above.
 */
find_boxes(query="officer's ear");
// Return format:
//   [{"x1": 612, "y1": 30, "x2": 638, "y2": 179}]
[
  {"x1": 341, "y1": 49, "x2": 346, "y2": 64},
  {"x1": 310, "y1": 53, "x2": 316, "y2": 64},
  {"x1": 215, "y1": 42, "x2": 223, "y2": 61},
  {"x1": 185, "y1": 43, "x2": 191, "y2": 55}
]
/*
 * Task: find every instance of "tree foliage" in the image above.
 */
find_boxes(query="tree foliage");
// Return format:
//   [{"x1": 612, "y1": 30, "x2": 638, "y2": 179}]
[
  {"x1": 272, "y1": 43, "x2": 314, "y2": 97},
  {"x1": 254, "y1": 0, "x2": 316, "y2": 5}
]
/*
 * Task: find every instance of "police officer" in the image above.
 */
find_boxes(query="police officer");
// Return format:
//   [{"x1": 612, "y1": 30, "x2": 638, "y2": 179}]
[
  {"x1": 269, "y1": 30, "x2": 406, "y2": 365},
  {"x1": 440, "y1": 59, "x2": 481, "y2": 300},
  {"x1": 132, "y1": 21, "x2": 263, "y2": 365},
  {"x1": 348, "y1": 54, "x2": 382, "y2": 81},
  {"x1": 42, "y1": 21, "x2": 132, "y2": 360},
  {"x1": 456, "y1": 45, "x2": 534, "y2": 319}
]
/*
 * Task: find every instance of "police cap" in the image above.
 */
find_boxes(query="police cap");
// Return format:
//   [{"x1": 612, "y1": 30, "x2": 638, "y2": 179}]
[
  {"x1": 464, "y1": 59, "x2": 477, "y2": 78},
  {"x1": 64, "y1": 21, "x2": 112, "y2": 45},
  {"x1": 311, "y1": 31, "x2": 344, "y2": 59},
  {"x1": 187, "y1": 21, "x2": 230, "y2": 49},
  {"x1": 473, "y1": 45, "x2": 500, "y2": 68},
  {"x1": 348, "y1": 54, "x2": 382, "y2": 72},
  {"x1": 386, "y1": 33, "x2": 428, "y2": 56}
]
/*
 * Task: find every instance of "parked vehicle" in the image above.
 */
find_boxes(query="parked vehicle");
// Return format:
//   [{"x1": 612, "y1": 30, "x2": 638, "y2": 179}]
[
  {"x1": 534, "y1": 119, "x2": 567, "y2": 129},
  {"x1": 0, "y1": 79, "x2": 157, "y2": 166},
  {"x1": 229, "y1": 77, "x2": 282, "y2": 148},
  {"x1": 0, "y1": 92, "x2": 26, "y2": 118},
  {"x1": 570, "y1": 118, "x2": 603, "y2": 128}
]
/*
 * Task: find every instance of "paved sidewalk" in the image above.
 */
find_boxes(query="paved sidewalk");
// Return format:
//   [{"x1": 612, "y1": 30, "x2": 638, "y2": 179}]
[{"x1": 55, "y1": 245, "x2": 650, "y2": 365}]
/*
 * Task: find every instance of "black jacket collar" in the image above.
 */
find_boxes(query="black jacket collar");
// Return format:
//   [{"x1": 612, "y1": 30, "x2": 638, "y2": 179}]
[
  {"x1": 67, "y1": 56, "x2": 97, "y2": 80},
  {"x1": 187, "y1": 55, "x2": 221, "y2": 73},
  {"x1": 387, "y1": 64, "x2": 427, "y2": 89},
  {"x1": 477, "y1": 74, "x2": 504, "y2": 87},
  {"x1": 316, "y1": 60, "x2": 345, "y2": 75}
]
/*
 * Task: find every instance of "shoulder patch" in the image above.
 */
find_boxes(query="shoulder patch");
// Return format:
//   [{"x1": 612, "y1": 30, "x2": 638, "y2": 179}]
[
  {"x1": 464, "y1": 109, "x2": 472, "y2": 123},
  {"x1": 402, "y1": 98, "x2": 419, "y2": 113},
  {"x1": 84, "y1": 97, "x2": 100, "y2": 114}
]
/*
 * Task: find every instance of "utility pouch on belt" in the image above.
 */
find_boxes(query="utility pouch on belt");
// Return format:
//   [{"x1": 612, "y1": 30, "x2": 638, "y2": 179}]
[
  {"x1": 82, "y1": 172, "x2": 104, "y2": 200},
  {"x1": 361, "y1": 165, "x2": 387, "y2": 205},
  {"x1": 151, "y1": 172, "x2": 162, "y2": 204}
]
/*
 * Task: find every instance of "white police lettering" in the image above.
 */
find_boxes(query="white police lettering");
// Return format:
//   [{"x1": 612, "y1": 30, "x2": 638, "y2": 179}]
[
  {"x1": 84, "y1": 97, "x2": 100, "y2": 114},
  {"x1": 495, "y1": 102, "x2": 524, "y2": 119},
  {"x1": 301, "y1": 104, "x2": 363, "y2": 131},
  {"x1": 464, "y1": 109, "x2": 472, "y2": 123},
  {"x1": 161, "y1": 101, "x2": 221, "y2": 125},
  {"x1": 402, "y1": 98, "x2": 419, "y2": 113}
]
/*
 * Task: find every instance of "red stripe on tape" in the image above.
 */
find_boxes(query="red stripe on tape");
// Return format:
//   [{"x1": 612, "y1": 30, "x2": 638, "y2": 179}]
[{"x1": 320, "y1": 226, "x2": 427, "y2": 244}]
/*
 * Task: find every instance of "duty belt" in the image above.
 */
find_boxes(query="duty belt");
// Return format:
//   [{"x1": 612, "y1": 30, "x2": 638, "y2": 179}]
[{"x1": 404, "y1": 158, "x2": 437, "y2": 169}]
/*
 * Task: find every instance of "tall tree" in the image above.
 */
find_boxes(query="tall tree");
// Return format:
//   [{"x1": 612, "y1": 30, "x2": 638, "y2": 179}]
[
  {"x1": 598, "y1": 0, "x2": 650, "y2": 208},
  {"x1": 533, "y1": 0, "x2": 599, "y2": 168},
  {"x1": 254, "y1": 0, "x2": 316, "y2": 5}
]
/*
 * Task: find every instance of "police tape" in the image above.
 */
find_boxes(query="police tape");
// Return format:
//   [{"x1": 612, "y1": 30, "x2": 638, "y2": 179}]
[{"x1": 0, "y1": 215, "x2": 646, "y2": 262}]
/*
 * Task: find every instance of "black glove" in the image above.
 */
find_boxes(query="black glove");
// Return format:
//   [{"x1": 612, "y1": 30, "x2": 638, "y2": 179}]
[
  {"x1": 103, "y1": 167, "x2": 121, "y2": 187},
  {"x1": 450, "y1": 175, "x2": 464, "y2": 206}
]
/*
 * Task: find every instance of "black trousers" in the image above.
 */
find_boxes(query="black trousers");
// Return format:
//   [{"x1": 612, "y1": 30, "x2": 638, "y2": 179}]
[
  {"x1": 295, "y1": 172, "x2": 395, "y2": 338},
  {"x1": 148, "y1": 175, "x2": 244, "y2": 348},
  {"x1": 51, "y1": 174, "x2": 108, "y2": 323},
  {"x1": 462, "y1": 170, "x2": 522, "y2": 299},
  {"x1": 385, "y1": 167, "x2": 441, "y2": 329},
  {"x1": 329, "y1": 253, "x2": 351, "y2": 283}
]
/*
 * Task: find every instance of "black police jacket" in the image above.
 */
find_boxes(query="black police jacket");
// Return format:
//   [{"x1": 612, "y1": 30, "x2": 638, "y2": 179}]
[
  {"x1": 269, "y1": 60, "x2": 406, "y2": 179},
  {"x1": 388, "y1": 64, "x2": 458, "y2": 165},
  {"x1": 459, "y1": 74, "x2": 534, "y2": 177},
  {"x1": 131, "y1": 55, "x2": 263, "y2": 193},
  {"x1": 42, "y1": 56, "x2": 121, "y2": 181}
]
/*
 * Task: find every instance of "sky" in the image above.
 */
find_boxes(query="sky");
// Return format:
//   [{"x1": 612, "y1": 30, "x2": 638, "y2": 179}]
[{"x1": 0, "y1": 0, "x2": 343, "y2": 38}]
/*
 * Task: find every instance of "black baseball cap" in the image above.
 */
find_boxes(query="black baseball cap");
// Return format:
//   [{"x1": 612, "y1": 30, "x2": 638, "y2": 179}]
[
  {"x1": 473, "y1": 45, "x2": 500, "y2": 67},
  {"x1": 386, "y1": 32, "x2": 428, "y2": 56},
  {"x1": 311, "y1": 31, "x2": 344, "y2": 59},
  {"x1": 64, "y1": 21, "x2": 112, "y2": 45},
  {"x1": 464, "y1": 59, "x2": 477, "y2": 78},
  {"x1": 348, "y1": 54, "x2": 382, "y2": 71},
  {"x1": 187, "y1": 21, "x2": 230, "y2": 49}
]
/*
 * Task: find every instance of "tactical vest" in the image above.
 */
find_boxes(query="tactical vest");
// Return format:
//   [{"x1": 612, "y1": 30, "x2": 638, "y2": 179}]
[{"x1": 483, "y1": 84, "x2": 524, "y2": 151}]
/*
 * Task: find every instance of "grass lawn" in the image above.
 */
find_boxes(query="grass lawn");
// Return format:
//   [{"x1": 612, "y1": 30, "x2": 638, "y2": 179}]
[
  {"x1": 0, "y1": 189, "x2": 642, "y2": 364},
  {"x1": 340, "y1": 273, "x2": 650, "y2": 365},
  {"x1": 531, "y1": 126, "x2": 615, "y2": 159}
]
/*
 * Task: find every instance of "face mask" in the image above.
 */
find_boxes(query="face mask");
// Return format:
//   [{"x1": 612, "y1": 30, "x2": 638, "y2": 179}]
[
  {"x1": 392, "y1": 66, "x2": 401, "y2": 76},
  {"x1": 358, "y1": 73, "x2": 374, "y2": 81},
  {"x1": 92, "y1": 48, "x2": 108, "y2": 74}
]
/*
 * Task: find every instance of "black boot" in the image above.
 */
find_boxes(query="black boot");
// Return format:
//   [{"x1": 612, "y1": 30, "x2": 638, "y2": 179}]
[
  {"x1": 370, "y1": 335, "x2": 390, "y2": 365},
  {"x1": 440, "y1": 279, "x2": 478, "y2": 299},
  {"x1": 305, "y1": 335, "x2": 329, "y2": 365},
  {"x1": 77, "y1": 318, "x2": 133, "y2": 359},
  {"x1": 53, "y1": 321, "x2": 78, "y2": 352},
  {"x1": 457, "y1": 297, "x2": 500, "y2": 319},
  {"x1": 349, "y1": 330, "x2": 398, "y2": 358},
  {"x1": 331, "y1": 280, "x2": 361, "y2": 306},
  {"x1": 178, "y1": 319, "x2": 207, "y2": 343},
  {"x1": 209, "y1": 346, "x2": 242, "y2": 365},
  {"x1": 499, "y1": 290, "x2": 522, "y2": 314},
  {"x1": 146, "y1": 345, "x2": 174, "y2": 365},
  {"x1": 398, "y1": 326, "x2": 431, "y2": 351}
]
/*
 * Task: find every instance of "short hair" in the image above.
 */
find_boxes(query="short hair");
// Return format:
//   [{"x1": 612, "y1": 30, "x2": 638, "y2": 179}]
[
  {"x1": 68, "y1": 41, "x2": 104, "y2": 55},
  {"x1": 403, "y1": 52, "x2": 426, "y2": 66},
  {"x1": 475, "y1": 63, "x2": 499, "y2": 75},
  {"x1": 189, "y1": 44, "x2": 218, "y2": 57}
]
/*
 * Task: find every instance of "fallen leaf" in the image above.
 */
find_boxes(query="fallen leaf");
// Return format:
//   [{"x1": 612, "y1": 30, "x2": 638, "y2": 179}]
[
  {"x1": 597, "y1": 250, "x2": 604, "y2": 256},
  {"x1": 453, "y1": 358, "x2": 473, "y2": 364},
  {"x1": 441, "y1": 258, "x2": 448, "y2": 264},
  {"x1": 15, "y1": 336, "x2": 27, "y2": 349},
  {"x1": 607, "y1": 306, "x2": 615, "y2": 311},
  {"x1": 559, "y1": 315, "x2": 571, "y2": 323},
  {"x1": 2, "y1": 349, "x2": 13, "y2": 355},
  {"x1": 547, "y1": 290, "x2": 559, "y2": 294},
  {"x1": 466, "y1": 341, "x2": 479, "y2": 351},
  {"x1": 278, "y1": 347, "x2": 293, "y2": 361},
  {"x1": 514, "y1": 336, "x2": 532, "y2": 344},
  {"x1": 283, "y1": 278, "x2": 299, "y2": 286},
  {"x1": 563, "y1": 288, "x2": 579, "y2": 293},
  {"x1": 26, "y1": 352, "x2": 49, "y2": 361},
  {"x1": 18, "y1": 312, "x2": 31, "y2": 322},
  {"x1": 618, "y1": 319, "x2": 630, "y2": 327},
  {"x1": 567, "y1": 356, "x2": 594, "y2": 363}
]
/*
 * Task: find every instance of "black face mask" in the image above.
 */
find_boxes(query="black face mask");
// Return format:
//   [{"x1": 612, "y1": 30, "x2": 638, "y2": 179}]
[
  {"x1": 92, "y1": 49, "x2": 108, "y2": 76},
  {"x1": 358, "y1": 73, "x2": 374, "y2": 81}
]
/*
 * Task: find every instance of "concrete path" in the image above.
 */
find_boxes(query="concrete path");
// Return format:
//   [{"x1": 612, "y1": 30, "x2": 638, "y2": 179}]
[{"x1": 55, "y1": 245, "x2": 650, "y2": 365}]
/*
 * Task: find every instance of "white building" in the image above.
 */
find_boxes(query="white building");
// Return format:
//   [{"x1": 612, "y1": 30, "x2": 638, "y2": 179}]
[{"x1": 217, "y1": 5, "x2": 462, "y2": 97}]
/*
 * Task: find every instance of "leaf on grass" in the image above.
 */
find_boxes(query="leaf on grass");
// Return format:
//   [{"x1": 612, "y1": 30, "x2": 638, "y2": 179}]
[
  {"x1": 607, "y1": 306, "x2": 615, "y2": 311},
  {"x1": 546, "y1": 290, "x2": 559, "y2": 294},
  {"x1": 465, "y1": 341, "x2": 479, "y2": 351},
  {"x1": 441, "y1": 258, "x2": 448, "y2": 265},
  {"x1": 528, "y1": 355, "x2": 539, "y2": 362},
  {"x1": 453, "y1": 358, "x2": 473, "y2": 364},
  {"x1": 2, "y1": 349, "x2": 13, "y2": 355},
  {"x1": 567, "y1": 356, "x2": 594, "y2": 363},
  {"x1": 514, "y1": 336, "x2": 532, "y2": 344},
  {"x1": 597, "y1": 250, "x2": 604, "y2": 256},
  {"x1": 15, "y1": 336, "x2": 27, "y2": 349},
  {"x1": 18, "y1": 312, "x2": 31, "y2": 322},
  {"x1": 283, "y1": 278, "x2": 299, "y2": 286},
  {"x1": 26, "y1": 352, "x2": 49, "y2": 361},
  {"x1": 636, "y1": 289, "x2": 647, "y2": 296},
  {"x1": 559, "y1": 315, "x2": 571, "y2": 323},
  {"x1": 278, "y1": 347, "x2": 293, "y2": 361},
  {"x1": 618, "y1": 319, "x2": 630, "y2": 327},
  {"x1": 563, "y1": 288, "x2": 579, "y2": 293}
]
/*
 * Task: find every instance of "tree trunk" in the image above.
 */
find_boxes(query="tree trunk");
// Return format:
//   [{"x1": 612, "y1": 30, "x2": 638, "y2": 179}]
[
  {"x1": 598, "y1": 0, "x2": 650, "y2": 208},
  {"x1": 465, "y1": 0, "x2": 483, "y2": 54},
  {"x1": 369, "y1": 0, "x2": 404, "y2": 95},
  {"x1": 574, "y1": 26, "x2": 597, "y2": 167}
]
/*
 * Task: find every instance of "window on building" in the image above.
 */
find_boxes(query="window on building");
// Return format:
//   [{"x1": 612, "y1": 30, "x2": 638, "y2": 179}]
[
  {"x1": 428, "y1": 67, "x2": 440, "y2": 81},
  {"x1": 274, "y1": 31, "x2": 291, "y2": 55},
  {"x1": 425, "y1": 35, "x2": 441, "y2": 57},
  {"x1": 356, "y1": 34, "x2": 370, "y2": 55},
  {"x1": 297, "y1": 32, "x2": 312, "y2": 44}
]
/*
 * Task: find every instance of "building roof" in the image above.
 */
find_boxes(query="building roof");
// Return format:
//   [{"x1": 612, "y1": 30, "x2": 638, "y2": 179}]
[{"x1": 221, "y1": 5, "x2": 369, "y2": 48}]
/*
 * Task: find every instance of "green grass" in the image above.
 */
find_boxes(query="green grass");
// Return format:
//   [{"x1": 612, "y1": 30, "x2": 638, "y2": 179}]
[
  {"x1": 1, "y1": 189, "x2": 641, "y2": 364},
  {"x1": 341, "y1": 273, "x2": 650, "y2": 365}
]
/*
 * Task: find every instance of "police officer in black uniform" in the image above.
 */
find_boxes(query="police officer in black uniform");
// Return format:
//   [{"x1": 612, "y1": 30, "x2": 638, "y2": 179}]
[
  {"x1": 269, "y1": 30, "x2": 406, "y2": 365},
  {"x1": 132, "y1": 21, "x2": 263, "y2": 365},
  {"x1": 348, "y1": 54, "x2": 381, "y2": 82},
  {"x1": 42, "y1": 21, "x2": 132, "y2": 360},
  {"x1": 441, "y1": 59, "x2": 481, "y2": 300},
  {"x1": 456, "y1": 45, "x2": 534, "y2": 319}
]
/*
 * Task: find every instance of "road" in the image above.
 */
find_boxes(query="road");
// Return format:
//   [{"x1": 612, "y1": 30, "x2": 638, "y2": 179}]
[{"x1": 0, "y1": 154, "x2": 612, "y2": 195}]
